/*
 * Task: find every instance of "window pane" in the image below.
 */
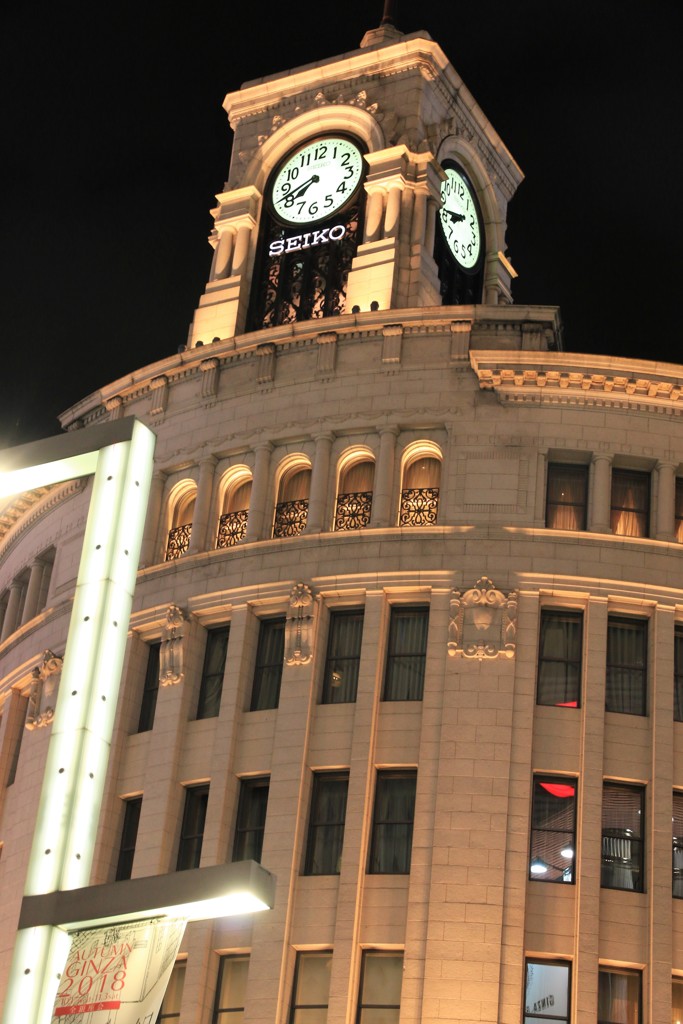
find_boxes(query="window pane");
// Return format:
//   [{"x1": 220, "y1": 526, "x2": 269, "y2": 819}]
[
  {"x1": 537, "y1": 610, "x2": 582, "y2": 707},
  {"x1": 674, "y1": 791, "x2": 683, "y2": 899},
  {"x1": 529, "y1": 777, "x2": 576, "y2": 883},
  {"x1": 115, "y1": 796, "x2": 142, "y2": 881},
  {"x1": 357, "y1": 951, "x2": 403, "y2": 1024},
  {"x1": 611, "y1": 469, "x2": 650, "y2": 538},
  {"x1": 598, "y1": 969, "x2": 640, "y2": 1024},
  {"x1": 250, "y1": 618, "x2": 285, "y2": 711},
  {"x1": 158, "y1": 961, "x2": 186, "y2": 1021},
  {"x1": 383, "y1": 607, "x2": 429, "y2": 701},
  {"x1": 369, "y1": 772, "x2": 416, "y2": 874},
  {"x1": 177, "y1": 785, "x2": 209, "y2": 871},
  {"x1": 675, "y1": 627, "x2": 683, "y2": 723},
  {"x1": 601, "y1": 783, "x2": 644, "y2": 892},
  {"x1": 214, "y1": 954, "x2": 249, "y2": 1023},
  {"x1": 233, "y1": 778, "x2": 269, "y2": 863},
  {"x1": 290, "y1": 952, "x2": 331, "y2": 1024},
  {"x1": 524, "y1": 960, "x2": 570, "y2": 1023},
  {"x1": 138, "y1": 642, "x2": 161, "y2": 733},
  {"x1": 322, "y1": 611, "x2": 364, "y2": 704},
  {"x1": 606, "y1": 617, "x2": 647, "y2": 716},
  {"x1": 197, "y1": 626, "x2": 230, "y2": 719},
  {"x1": 546, "y1": 464, "x2": 588, "y2": 530},
  {"x1": 676, "y1": 479, "x2": 683, "y2": 543},
  {"x1": 673, "y1": 978, "x2": 683, "y2": 1022},
  {"x1": 304, "y1": 773, "x2": 349, "y2": 875}
]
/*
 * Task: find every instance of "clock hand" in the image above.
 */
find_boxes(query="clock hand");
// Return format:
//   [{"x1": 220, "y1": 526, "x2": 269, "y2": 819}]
[
  {"x1": 282, "y1": 174, "x2": 320, "y2": 201},
  {"x1": 446, "y1": 210, "x2": 465, "y2": 224}
]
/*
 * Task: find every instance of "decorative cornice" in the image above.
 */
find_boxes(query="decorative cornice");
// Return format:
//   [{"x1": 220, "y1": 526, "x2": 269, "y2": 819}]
[{"x1": 0, "y1": 479, "x2": 87, "y2": 565}]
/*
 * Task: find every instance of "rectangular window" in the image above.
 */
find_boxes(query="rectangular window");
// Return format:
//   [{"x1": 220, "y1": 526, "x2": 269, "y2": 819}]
[
  {"x1": 529, "y1": 776, "x2": 577, "y2": 883},
  {"x1": 356, "y1": 951, "x2": 403, "y2": 1024},
  {"x1": 601, "y1": 782, "x2": 644, "y2": 892},
  {"x1": 673, "y1": 978, "x2": 683, "y2": 1022},
  {"x1": 158, "y1": 961, "x2": 186, "y2": 1022},
  {"x1": 197, "y1": 625, "x2": 230, "y2": 719},
  {"x1": 304, "y1": 772, "x2": 349, "y2": 875},
  {"x1": 606, "y1": 616, "x2": 647, "y2": 716},
  {"x1": 382, "y1": 607, "x2": 429, "y2": 701},
  {"x1": 546, "y1": 463, "x2": 588, "y2": 530},
  {"x1": 232, "y1": 777, "x2": 269, "y2": 863},
  {"x1": 524, "y1": 959, "x2": 571, "y2": 1024},
  {"x1": 138, "y1": 641, "x2": 161, "y2": 733},
  {"x1": 321, "y1": 610, "x2": 364, "y2": 704},
  {"x1": 598, "y1": 967, "x2": 641, "y2": 1024},
  {"x1": 611, "y1": 468, "x2": 650, "y2": 538},
  {"x1": 676, "y1": 478, "x2": 683, "y2": 543},
  {"x1": 115, "y1": 796, "x2": 142, "y2": 881},
  {"x1": 675, "y1": 626, "x2": 683, "y2": 723},
  {"x1": 213, "y1": 954, "x2": 249, "y2": 1024},
  {"x1": 537, "y1": 610, "x2": 582, "y2": 707},
  {"x1": 289, "y1": 951, "x2": 332, "y2": 1024},
  {"x1": 674, "y1": 791, "x2": 683, "y2": 898},
  {"x1": 250, "y1": 618, "x2": 285, "y2": 711},
  {"x1": 176, "y1": 784, "x2": 209, "y2": 871},
  {"x1": 369, "y1": 770, "x2": 417, "y2": 874}
]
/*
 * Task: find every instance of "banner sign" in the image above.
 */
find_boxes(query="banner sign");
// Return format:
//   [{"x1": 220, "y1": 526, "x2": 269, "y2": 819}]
[{"x1": 51, "y1": 917, "x2": 186, "y2": 1023}]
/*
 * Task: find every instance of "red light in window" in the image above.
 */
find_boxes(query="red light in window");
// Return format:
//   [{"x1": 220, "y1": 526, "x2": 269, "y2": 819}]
[
  {"x1": 539, "y1": 782, "x2": 575, "y2": 799},
  {"x1": 556, "y1": 701, "x2": 578, "y2": 708}
]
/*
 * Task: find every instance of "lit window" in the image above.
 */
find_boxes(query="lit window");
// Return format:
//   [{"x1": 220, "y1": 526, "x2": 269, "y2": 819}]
[
  {"x1": 166, "y1": 487, "x2": 196, "y2": 560},
  {"x1": 673, "y1": 791, "x2": 683, "y2": 898},
  {"x1": 321, "y1": 610, "x2": 364, "y2": 704},
  {"x1": 289, "y1": 951, "x2": 332, "y2": 1024},
  {"x1": 213, "y1": 954, "x2": 249, "y2": 1024},
  {"x1": 545, "y1": 463, "x2": 588, "y2": 530},
  {"x1": 673, "y1": 977, "x2": 683, "y2": 1023},
  {"x1": 524, "y1": 959, "x2": 570, "y2": 1024},
  {"x1": 335, "y1": 456, "x2": 374, "y2": 531},
  {"x1": 369, "y1": 771, "x2": 417, "y2": 874},
  {"x1": 115, "y1": 796, "x2": 142, "y2": 881},
  {"x1": 536, "y1": 610, "x2": 582, "y2": 708},
  {"x1": 383, "y1": 607, "x2": 429, "y2": 701},
  {"x1": 606, "y1": 617, "x2": 647, "y2": 716},
  {"x1": 610, "y1": 468, "x2": 650, "y2": 538},
  {"x1": 273, "y1": 462, "x2": 310, "y2": 538},
  {"x1": 675, "y1": 626, "x2": 683, "y2": 723},
  {"x1": 304, "y1": 772, "x2": 349, "y2": 875},
  {"x1": 601, "y1": 782, "x2": 644, "y2": 892},
  {"x1": 357, "y1": 951, "x2": 403, "y2": 1024},
  {"x1": 176, "y1": 784, "x2": 209, "y2": 871},
  {"x1": 399, "y1": 449, "x2": 441, "y2": 527},
  {"x1": 250, "y1": 618, "x2": 285, "y2": 711},
  {"x1": 196, "y1": 626, "x2": 230, "y2": 720},
  {"x1": 217, "y1": 471, "x2": 252, "y2": 549},
  {"x1": 598, "y1": 967, "x2": 640, "y2": 1024},
  {"x1": 676, "y1": 479, "x2": 683, "y2": 543},
  {"x1": 529, "y1": 777, "x2": 577, "y2": 883},
  {"x1": 158, "y1": 961, "x2": 186, "y2": 1022},
  {"x1": 232, "y1": 777, "x2": 269, "y2": 863},
  {"x1": 138, "y1": 641, "x2": 161, "y2": 733}
]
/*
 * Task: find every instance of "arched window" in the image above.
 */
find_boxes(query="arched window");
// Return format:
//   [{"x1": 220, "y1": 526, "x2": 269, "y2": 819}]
[
  {"x1": 216, "y1": 467, "x2": 252, "y2": 548},
  {"x1": 273, "y1": 458, "x2": 311, "y2": 538},
  {"x1": 399, "y1": 443, "x2": 442, "y2": 527},
  {"x1": 335, "y1": 450, "x2": 375, "y2": 531},
  {"x1": 165, "y1": 483, "x2": 196, "y2": 560}
]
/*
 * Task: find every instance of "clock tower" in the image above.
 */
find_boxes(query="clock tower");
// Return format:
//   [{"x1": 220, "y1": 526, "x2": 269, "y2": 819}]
[{"x1": 188, "y1": 22, "x2": 523, "y2": 347}]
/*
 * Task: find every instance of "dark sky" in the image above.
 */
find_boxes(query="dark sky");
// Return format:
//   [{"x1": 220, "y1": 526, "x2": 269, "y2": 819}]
[{"x1": 2, "y1": 1, "x2": 682, "y2": 446}]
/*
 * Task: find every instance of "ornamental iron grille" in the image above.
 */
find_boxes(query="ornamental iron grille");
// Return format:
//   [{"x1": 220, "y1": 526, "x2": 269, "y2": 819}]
[
  {"x1": 335, "y1": 491, "x2": 373, "y2": 531},
  {"x1": 399, "y1": 488, "x2": 439, "y2": 527},
  {"x1": 273, "y1": 499, "x2": 309, "y2": 538},
  {"x1": 216, "y1": 510, "x2": 248, "y2": 548},
  {"x1": 165, "y1": 523, "x2": 192, "y2": 560}
]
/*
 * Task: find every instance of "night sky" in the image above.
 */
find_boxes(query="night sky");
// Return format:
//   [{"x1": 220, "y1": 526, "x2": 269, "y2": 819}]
[{"x1": 2, "y1": 1, "x2": 681, "y2": 447}]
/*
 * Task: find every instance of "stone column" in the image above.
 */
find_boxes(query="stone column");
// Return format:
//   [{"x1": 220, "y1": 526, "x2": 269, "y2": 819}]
[
  {"x1": 410, "y1": 189, "x2": 428, "y2": 248},
  {"x1": 655, "y1": 461, "x2": 676, "y2": 541},
  {"x1": 231, "y1": 224, "x2": 252, "y2": 278},
  {"x1": 140, "y1": 470, "x2": 167, "y2": 567},
  {"x1": 245, "y1": 442, "x2": 273, "y2": 542},
  {"x1": 534, "y1": 451, "x2": 548, "y2": 526},
  {"x1": 384, "y1": 185, "x2": 403, "y2": 238},
  {"x1": 1, "y1": 581, "x2": 24, "y2": 643},
  {"x1": 371, "y1": 426, "x2": 398, "y2": 528},
  {"x1": 189, "y1": 456, "x2": 217, "y2": 555},
  {"x1": 364, "y1": 188, "x2": 384, "y2": 244},
  {"x1": 588, "y1": 453, "x2": 612, "y2": 533},
  {"x1": 211, "y1": 228, "x2": 235, "y2": 281},
  {"x1": 305, "y1": 433, "x2": 334, "y2": 534},
  {"x1": 21, "y1": 559, "x2": 45, "y2": 625}
]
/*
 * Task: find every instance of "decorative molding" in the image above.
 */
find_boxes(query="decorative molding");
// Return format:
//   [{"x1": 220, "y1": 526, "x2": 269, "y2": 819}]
[
  {"x1": 200, "y1": 357, "x2": 220, "y2": 399},
  {"x1": 255, "y1": 343, "x2": 276, "y2": 385},
  {"x1": 149, "y1": 375, "x2": 169, "y2": 416},
  {"x1": 450, "y1": 319, "x2": 471, "y2": 361},
  {"x1": 382, "y1": 324, "x2": 403, "y2": 365},
  {"x1": 159, "y1": 604, "x2": 186, "y2": 686},
  {"x1": 0, "y1": 479, "x2": 87, "y2": 565},
  {"x1": 105, "y1": 395, "x2": 124, "y2": 420},
  {"x1": 448, "y1": 577, "x2": 517, "y2": 659},
  {"x1": 316, "y1": 332, "x2": 337, "y2": 378},
  {"x1": 285, "y1": 582, "x2": 314, "y2": 666},
  {"x1": 26, "y1": 650, "x2": 63, "y2": 730}
]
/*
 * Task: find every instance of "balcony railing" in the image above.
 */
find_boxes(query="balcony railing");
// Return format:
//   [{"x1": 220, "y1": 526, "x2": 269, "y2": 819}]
[
  {"x1": 165, "y1": 523, "x2": 192, "y2": 560},
  {"x1": 216, "y1": 510, "x2": 249, "y2": 548},
  {"x1": 399, "y1": 487, "x2": 439, "y2": 527},
  {"x1": 334, "y1": 491, "x2": 373, "y2": 531},
  {"x1": 273, "y1": 499, "x2": 309, "y2": 538}
]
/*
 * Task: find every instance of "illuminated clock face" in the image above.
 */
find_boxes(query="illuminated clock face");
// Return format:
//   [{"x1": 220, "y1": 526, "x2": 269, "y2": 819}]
[
  {"x1": 438, "y1": 165, "x2": 483, "y2": 271},
  {"x1": 270, "y1": 137, "x2": 364, "y2": 226}
]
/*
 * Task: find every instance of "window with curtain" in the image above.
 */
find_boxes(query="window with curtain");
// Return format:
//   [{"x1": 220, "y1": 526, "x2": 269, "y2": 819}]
[
  {"x1": 304, "y1": 772, "x2": 349, "y2": 875},
  {"x1": 606, "y1": 616, "x2": 647, "y2": 716},
  {"x1": 524, "y1": 960, "x2": 570, "y2": 1024},
  {"x1": 115, "y1": 796, "x2": 142, "y2": 881},
  {"x1": 217, "y1": 477, "x2": 252, "y2": 548},
  {"x1": 546, "y1": 463, "x2": 588, "y2": 530},
  {"x1": 673, "y1": 791, "x2": 683, "y2": 898},
  {"x1": 383, "y1": 607, "x2": 429, "y2": 701},
  {"x1": 536, "y1": 610, "x2": 582, "y2": 707},
  {"x1": 399, "y1": 454, "x2": 441, "y2": 526},
  {"x1": 335, "y1": 459, "x2": 374, "y2": 530},
  {"x1": 157, "y1": 961, "x2": 186, "y2": 1022},
  {"x1": 166, "y1": 491, "x2": 195, "y2": 560},
  {"x1": 232, "y1": 777, "x2": 269, "y2": 863},
  {"x1": 321, "y1": 610, "x2": 364, "y2": 704},
  {"x1": 601, "y1": 783, "x2": 644, "y2": 892},
  {"x1": 529, "y1": 777, "x2": 577, "y2": 883},
  {"x1": 673, "y1": 978, "x2": 683, "y2": 1023},
  {"x1": 138, "y1": 641, "x2": 161, "y2": 733},
  {"x1": 610, "y1": 469, "x2": 650, "y2": 538},
  {"x1": 356, "y1": 951, "x2": 403, "y2": 1024},
  {"x1": 250, "y1": 618, "x2": 285, "y2": 711},
  {"x1": 197, "y1": 626, "x2": 230, "y2": 719},
  {"x1": 289, "y1": 951, "x2": 332, "y2": 1024},
  {"x1": 176, "y1": 784, "x2": 209, "y2": 871},
  {"x1": 368, "y1": 770, "x2": 417, "y2": 874},
  {"x1": 213, "y1": 954, "x2": 249, "y2": 1024},
  {"x1": 597, "y1": 968, "x2": 640, "y2": 1024},
  {"x1": 273, "y1": 466, "x2": 311, "y2": 538},
  {"x1": 675, "y1": 626, "x2": 683, "y2": 723}
]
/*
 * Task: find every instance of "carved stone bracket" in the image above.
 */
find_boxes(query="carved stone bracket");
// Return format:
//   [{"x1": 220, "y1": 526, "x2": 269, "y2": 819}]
[
  {"x1": 159, "y1": 604, "x2": 186, "y2": 686},
  {"x1": 285, "y1": 582, "x2": 315, "y2": 666},
  {"x1": 105, "y1": 395, "x2": 124, "y2": 420},
  {"x1": 26, "y1": 650, "x2": 63, "y2": 730},
  {"x1": 382, "y1": 324, "x2": 403, "y2": 365},
  {"x1": 149, "y1": 375, "x2": 169, "y2": 416},
  {"x1": 200, "y1": 357, "x2": 220, "y2": 398},
  {"x1": 255, "y1": 343, "x2": 276, "y2": 385},
  {"x1": 316, "y1": 331, "x2": 337, "y2": 378},
  {"x1": 448, "y1": 577, "x2": 517, "y2": 659}
]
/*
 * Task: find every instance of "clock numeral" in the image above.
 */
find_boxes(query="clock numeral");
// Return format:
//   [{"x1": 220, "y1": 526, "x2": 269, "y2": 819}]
[
  {"x1": 300, "y1": 152, "x2": 311, "y2": 167},
  {"x1": 314, "y1": 144, "x2": 328, "y2": 159},
  {"x1": 336, "y1": 181, "x2": 347, "y2": 194},
  {"x1": 340, "y1": 152, "x2": 351, "y2": 167},
  {"x1": 344, "y1": 167, "x2": 354, "y2": 180},
  {"x1": 280, "y1": 182, "x2": 291, "y2": 196},
  {"x1": 308, "y1": 201, "x2": 319, "y2": 217},
  {"x1": 285, "y1": 167, "x2": 299, "y2": 182},
  {"x1": 283, "y1": 195, "x2": 295, "y2": 208},
  {"x1": 324, "y1": 195, "x2": 333, "y2": 208}
]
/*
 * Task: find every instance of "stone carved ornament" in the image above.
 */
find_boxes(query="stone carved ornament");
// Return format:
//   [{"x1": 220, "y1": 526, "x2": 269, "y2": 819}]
[
  {"x1": 285, "y1": 582, "x2": 315, "y2": 666},
  {"x1": 26, "y1": 650, "x2": 63, "y2": 729},
  {"x1": 159, "y1": 604, "x2": 186, "y2": 686},
  {"x1": 448, "y1": 577, "x2": 517, "y2": 659}
]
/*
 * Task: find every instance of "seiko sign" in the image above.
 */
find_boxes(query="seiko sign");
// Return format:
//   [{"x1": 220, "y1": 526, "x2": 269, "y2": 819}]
[{"x1": 269, "y1": 224, "x2": 346, "y2": 257}]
